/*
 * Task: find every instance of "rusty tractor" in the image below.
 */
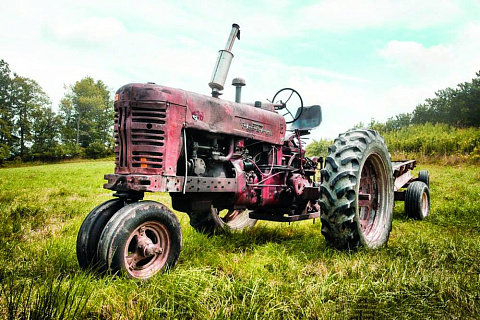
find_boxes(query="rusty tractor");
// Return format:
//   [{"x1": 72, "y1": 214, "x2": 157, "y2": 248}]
[{"x1": 77, "y1": 24, "x2": 431, "y2": 279}]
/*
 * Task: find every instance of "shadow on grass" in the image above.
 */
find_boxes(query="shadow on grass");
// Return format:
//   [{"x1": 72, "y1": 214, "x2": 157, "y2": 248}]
[{"x1": 180, "y1": 221, "x2": 351, "y2": 265}]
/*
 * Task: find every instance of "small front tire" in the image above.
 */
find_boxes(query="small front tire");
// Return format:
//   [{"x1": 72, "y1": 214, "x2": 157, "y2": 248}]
[
  {"x1": 98, "y1": 201, "x2": 182, "y2": 279},
  {"x1": 77, "y1": 199, "x2": 124, "y2": 270}
]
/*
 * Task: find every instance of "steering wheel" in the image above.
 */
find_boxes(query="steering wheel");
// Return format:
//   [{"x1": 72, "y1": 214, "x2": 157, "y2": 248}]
[{"x1": 272, "y1": 88, "x2": 304, "y2": 124}]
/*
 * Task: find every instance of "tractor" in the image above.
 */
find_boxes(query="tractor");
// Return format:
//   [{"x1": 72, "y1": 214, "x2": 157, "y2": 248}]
[{"x1": 77, "y1": 24, "x2": 431, "y2": 279}]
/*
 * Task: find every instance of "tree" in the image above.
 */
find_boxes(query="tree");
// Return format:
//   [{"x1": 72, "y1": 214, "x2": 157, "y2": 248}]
[
  {"x1": 30, "y1": 105, "x2": 63, "y2": 160},
  {"x1": 10, "y1": 76, "x2": 51, "y2": 159},
  {"x1": 60, "y1": 77, "x2": 114, "y2": 156},
  {"x1": 0, "y1": 60, "x2": 13, "y2": 160},
  {"x1": 306, "y1": 138, "x2": 333, "y2": 157},
  {"x1": 411, "y1": 103, "x2": 432, "y2": 125},
  {"x1": 384, "y1": 113, "x2": 411, "y2": 132},
  {"x1": 0, "y1": 61, "x2": 115, "y2": 162},
  {"x1": 410, "y1": 71, "x2": 480, "y2": 127}
]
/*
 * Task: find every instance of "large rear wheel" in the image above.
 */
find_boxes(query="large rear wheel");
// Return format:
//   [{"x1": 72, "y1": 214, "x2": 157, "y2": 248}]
[
  {"x1": 189, "y1": 206, "x2": 257, "y2": 235},
  {"x1": 319, "y1": 129, "x2": 394, "y2": 250}
]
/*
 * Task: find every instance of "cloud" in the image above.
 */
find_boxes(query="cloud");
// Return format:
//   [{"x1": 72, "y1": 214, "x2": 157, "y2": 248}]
[
  {"x1": 455, "y1": 22, "x2": 480, "y2": 74},
  {"x1": 379, "y1": 41, "x2": 454, "y2": 75},
  {"x1": 378, "y1": 20, "x2": 480, "y2": 89},
  {"x1": 44, "y1": 17, "x2": 126, "y2": 46},
  {"x1": 296, "y1": 0, "x2": 462, "y2": 31}
]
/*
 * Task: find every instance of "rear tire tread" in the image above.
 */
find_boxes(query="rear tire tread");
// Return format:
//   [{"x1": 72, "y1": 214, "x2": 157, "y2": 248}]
[{"x1": 319, "y1": 129, "x2": 394, "y2": 250}]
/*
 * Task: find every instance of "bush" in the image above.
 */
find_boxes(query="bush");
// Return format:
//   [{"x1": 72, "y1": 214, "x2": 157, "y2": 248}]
[
  {"x1": 382, "y1": 123, "x2": 480, "y2": 156},
  {"x1": 85, "y1": 141, "x2": 110, "y2": 159},
  {"x1": 60, "y1": 143, "x2": 85, "y2": 159},
  {"x1": 306, "y1": 138, "x2": 333, "y2": 158}
]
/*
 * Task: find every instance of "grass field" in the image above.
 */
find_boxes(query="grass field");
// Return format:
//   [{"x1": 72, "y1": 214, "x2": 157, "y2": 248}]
[{"x1": 0, "y1": 160, "x2": 479, "y2": 319}]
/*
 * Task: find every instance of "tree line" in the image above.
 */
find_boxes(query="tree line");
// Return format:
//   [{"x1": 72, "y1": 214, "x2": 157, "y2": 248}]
[
  {"x1": 368, "y1": 70, "x2": 480, "y2": 133},
  {"x1": 0, "y1": 59, "x2": 114, "y2": 163}
]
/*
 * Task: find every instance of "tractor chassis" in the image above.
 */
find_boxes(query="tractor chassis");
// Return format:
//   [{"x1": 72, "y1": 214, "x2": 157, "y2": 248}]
[{"x1": 105, "y1": 158, "x2": 422, "y2": 223}]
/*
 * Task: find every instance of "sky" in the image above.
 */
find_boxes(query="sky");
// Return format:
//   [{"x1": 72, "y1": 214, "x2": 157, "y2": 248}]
[{"x1": 1, "y1": 0, "x2": 480, "y2": 139}]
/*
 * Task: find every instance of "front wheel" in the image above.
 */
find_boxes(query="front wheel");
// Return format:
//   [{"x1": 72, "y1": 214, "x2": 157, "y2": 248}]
[
  {"x1": 189, "y1": 206, "x2": 257, "y2": 235},
  {"x1": 97, "y1": 201, "x2": 182, "y2": 279},
  {"x1": 77, "y1": 199, "x2": 124, "y2": 270},
  {"x1": 319, "y1": 129, "x2": 394, "y2": 250}
]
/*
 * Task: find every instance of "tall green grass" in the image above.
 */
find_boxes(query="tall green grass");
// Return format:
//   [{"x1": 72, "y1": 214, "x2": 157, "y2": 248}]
[
  {"x1": 382, "y1": 123, "x2": 480, "y2": 163},
  {"x1": 307, "y1": 124, "x2": 480, "y2": 164},
  {"x1": 0, "y1": 161, "x2": 479, "y2": 319}
]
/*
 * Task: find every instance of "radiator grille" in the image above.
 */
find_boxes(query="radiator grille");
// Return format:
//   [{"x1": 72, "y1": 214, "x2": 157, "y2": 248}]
[{"x1": 115, "y1": 102, "x2": 167, "y2": 172}]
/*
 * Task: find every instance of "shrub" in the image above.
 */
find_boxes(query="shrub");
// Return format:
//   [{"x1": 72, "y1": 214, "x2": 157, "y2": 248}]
[
  {"x1": 85, "y1": 141, "x2": 110, "y2": 159},
  {"x1": 306, "y1": 138, "x2": 333, "y2": 158}
]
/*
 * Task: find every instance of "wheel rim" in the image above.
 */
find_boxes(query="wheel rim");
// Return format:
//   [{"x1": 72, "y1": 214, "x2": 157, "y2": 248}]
[
  {"x1": 222, "y1": 209, "x2": 241, "y2": 223},
  {"x1": 216, "y1": 208, "x2": 251, "y2": 229},
  {"x1": 123, "y1": 221, "x2": 170, "y2": 278},
  {"x1": 421, "y1": 191, "x2": 429, "y2": 218},
  {"x1": 358, "y1": 152, "x2": 389, "y2": 242}
]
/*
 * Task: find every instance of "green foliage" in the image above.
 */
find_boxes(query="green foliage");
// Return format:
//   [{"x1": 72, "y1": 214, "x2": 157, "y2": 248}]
[
  {"x1": 85, "y1": 141, "x2": 110, "y2": 159},
  {"x1": 0, "y1": 60, "x2": 14, "y2": 160},
  {"x1": 61, "y1": 143, "x2": 85, "y2": 159},
  {"x1": 0, "y1": 59, "x2": 114, "y2": 162},
  {"x1": 379, "y1": 123, "x2": 480, "y2": 162},
  {"x1": 60, "y1": 76, "x2": 114, "y2": 150},
  {"x1": 0, "y1": 161, "x2": 479, "y2": 319},
  {"x1": 305, "y1": 138, "x2": 333, "y2": 158},
  {"x1": 30, "y1": 105, "x2": 62, "y2": 160},
  {"x1": 410, "y1": 71, "x2": 480, "y2": 127},
  {"x1": 10, "y1": 76, "x2": 54, "y2": 160}
]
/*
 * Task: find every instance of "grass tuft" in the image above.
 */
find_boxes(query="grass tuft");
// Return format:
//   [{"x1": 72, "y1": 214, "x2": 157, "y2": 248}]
[{"x1": 0, "y1": 275, "x2": 92, "y2": 320}]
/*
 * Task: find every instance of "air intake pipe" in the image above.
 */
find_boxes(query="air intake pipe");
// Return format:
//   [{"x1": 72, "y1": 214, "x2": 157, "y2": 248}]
[{"x1": 209, "y1": 24, "x2": 240, "y2": 98}]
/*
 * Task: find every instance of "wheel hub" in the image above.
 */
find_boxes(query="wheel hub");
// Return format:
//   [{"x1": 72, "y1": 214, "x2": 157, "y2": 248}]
[
  {"x1": 137, "y1": 227, "x2": 163, "y2": 257},
  {"x1": 125, "y1": 222, "x2": 170, "y2": 275},
  {"x1": 421, "y1": 191, "x2": 428, "y2": 216},
  {"x1": 357, "y1": 152, "x2": 389, "y2": 243}
]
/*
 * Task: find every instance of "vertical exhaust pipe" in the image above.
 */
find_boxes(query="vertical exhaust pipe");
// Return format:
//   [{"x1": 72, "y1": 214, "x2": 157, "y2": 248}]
[{"x1": 209, "y1": 24, "x2": 240, "y2": 98}]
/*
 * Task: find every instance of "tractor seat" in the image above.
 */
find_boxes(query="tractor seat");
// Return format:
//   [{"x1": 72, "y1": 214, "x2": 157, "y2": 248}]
[{"x1": 290, "y1": 105, "x2": 322, "y2": 132}]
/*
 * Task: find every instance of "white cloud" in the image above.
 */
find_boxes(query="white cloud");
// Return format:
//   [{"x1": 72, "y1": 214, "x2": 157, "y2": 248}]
[
  {"x1": 297, "y1": 0, "x2": 462, "y2": 31},
  {"x1": 455, "y1": 22, "x2": 480, "y2": 75},
  {"x1": 378, "y1": 20, "x2": 480, "y2": 90},
  {"x1": 379, "y1": 41, "x2": 455, "y2": 75},
  {"x1": 45, "y1": 17, "x2": 126, "y2": 45}
]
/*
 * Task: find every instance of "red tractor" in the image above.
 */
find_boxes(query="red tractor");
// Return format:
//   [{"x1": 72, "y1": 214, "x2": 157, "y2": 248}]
[{"x1": 77, "y1": 24, "x2": 430, "y2": 279}]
